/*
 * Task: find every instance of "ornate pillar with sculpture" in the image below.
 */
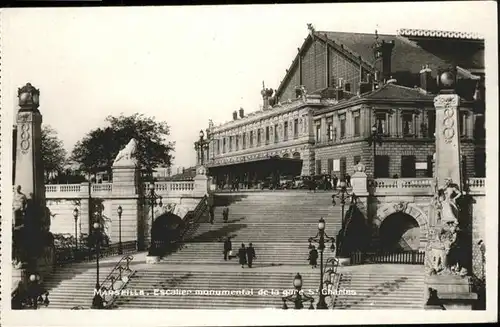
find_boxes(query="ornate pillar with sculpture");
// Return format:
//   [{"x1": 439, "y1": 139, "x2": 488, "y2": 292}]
[
  {"x1": 424, "y1": 68, "x2": 477, "y2": 309},
  {"x1": 12, "y1": 83, "x2": 55, "y2": 296}
]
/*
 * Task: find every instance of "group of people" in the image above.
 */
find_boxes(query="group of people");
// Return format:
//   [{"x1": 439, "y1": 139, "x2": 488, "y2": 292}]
[
  {"x1": 223, "y1": 237, "x2": 257, "y2": 268},
  {"x1": 208, "y1": 203, "x2": 229, "y2": 225}
]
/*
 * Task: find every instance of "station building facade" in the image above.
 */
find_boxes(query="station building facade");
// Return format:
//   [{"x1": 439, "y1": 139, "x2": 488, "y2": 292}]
[{"x1": 204, "y1": 27, "x2": 485, "y2": 186}]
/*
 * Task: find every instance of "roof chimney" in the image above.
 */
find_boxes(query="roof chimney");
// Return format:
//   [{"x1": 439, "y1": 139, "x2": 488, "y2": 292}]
[
  {"x1": 232, "y1": 111, "x2": 238, "y2": 120},
  {"x1": 239, "y1": 107, "x2": 244, "y2": 118},
  {"x1": 419, "y1": 64, "x2": 433, "y2": 93},
  {"x1": 261, "y1": 81, "x2": 273, "y2": 110}
]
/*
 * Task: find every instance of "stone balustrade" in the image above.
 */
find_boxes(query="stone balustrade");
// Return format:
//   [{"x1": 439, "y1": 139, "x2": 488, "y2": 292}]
[
  {"x1": 371, "y1": 177, "x2": 485, "y2": 195},
  {"x1": 467, "y1": 178, "x2": 486, "y2": 194}
]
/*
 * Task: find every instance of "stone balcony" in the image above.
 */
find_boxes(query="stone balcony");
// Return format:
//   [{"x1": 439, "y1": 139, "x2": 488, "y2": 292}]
[{"x1": 370, "y1": 177, "x2": 485, "y2": 196}]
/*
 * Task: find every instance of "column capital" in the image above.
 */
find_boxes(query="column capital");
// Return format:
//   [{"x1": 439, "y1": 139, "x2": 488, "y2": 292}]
[{"x1": 433, "y1": 94, "x2": 460, "y2": 109}]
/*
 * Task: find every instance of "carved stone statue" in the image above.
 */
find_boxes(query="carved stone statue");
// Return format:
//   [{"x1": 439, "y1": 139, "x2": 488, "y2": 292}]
[
  {"x1": 113, "y1": 138, "x2": 138, "y2": 167},
  {"x1": 426, "y1": 178, "x2": 464, "y2": 276},
  {"x1": 12, "y1": 185, "x2": 27, "y2": 228}
]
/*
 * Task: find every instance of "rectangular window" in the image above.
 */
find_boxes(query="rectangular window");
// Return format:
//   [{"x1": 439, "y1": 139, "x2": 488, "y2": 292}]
[
  {"x1": 327, "y1": 118, "x2": 333, "y2": 141},
  {"x1": 284, "y1": 121, "x2": 288, "y2": 141},
  {"x1": 257, "y1": 130, "x2": 261, "y2": 146},
  {"x1": 242, "y1": 132, "x2": 246, "y2": 149},
  {"x1": 235, "y1": 135, "x2": 239, "y2": 151},
  {"x1": 229, "y1": 136, "x2": 233, "y2": 152},
  {"x1": 223, "y1": 138, "x2": 227, "y2": 153},
  {"x1": 316, "y1": 160, "x2": 322, "y2": 175},
  {"x1": 250, "y1": 130, "x2": 254, "y2": 147},
  {"x1": 294, "y1": 119, "x2": 299, "y2": 138},
  {"x1": 376, "y1": 113, "x2": 387, "y2": 135},
  {"x1": 315, "y1": 122, "x2": 321, "y2": 142},
  {"x1": 428, "y1": 111, "x2": 436, "y2": 138},
  {"x1": 402, "y1": 113, "x2": 414, "y2": 136},
  {"x1": 459, "y1": 111, "x2": 467, "y2": 137},
  {"x1": 401, "y1": 155, "x2": 416, "y2": 177},
  {"x1": 354, "y1": 155, "x2": 361, "y2": 165},
  {"x1": 474, "y1": 115, "x2": 485, "y2": 139},
  {"x1": 426, "y1": 155, "x2": 433, "y2": 177},
  {"x1": 375, "y1": 155, "x2": 390, "y2": 178},
  {"x1": 327, "y1": 158, "x2": 334, "y2": 175},
  {"x1": 265, "y1": 127, "x2": 270, "y2": 145},
  {"x1": 339, "y1": 114, "x2": 346, "y2": 138},
  {"x1": 274, "y1": 124, "x2": 279, "y2": 143},
  {"x1": 353, "y1": 111, "x2": 360, "y2": 136}
]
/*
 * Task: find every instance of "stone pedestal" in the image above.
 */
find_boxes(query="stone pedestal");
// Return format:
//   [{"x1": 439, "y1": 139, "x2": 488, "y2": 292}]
[
  {"x1": 351, "y1": 171, "x2": 368, "y2": 195},
  {"x1": 425, "y1": 275, "x2": 477, "y2": 310},
  {"x1": 193, "y1": 166, "x2": 209, "y2": 197}
]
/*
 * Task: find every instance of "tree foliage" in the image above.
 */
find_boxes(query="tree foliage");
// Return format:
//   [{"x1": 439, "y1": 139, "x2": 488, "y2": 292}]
[
  {"x1": 41, "y1": 125, "x2": 67, "y2": 181},
  {"x1": 70, "y1": 113, "x2": 175, "y2": 177}
]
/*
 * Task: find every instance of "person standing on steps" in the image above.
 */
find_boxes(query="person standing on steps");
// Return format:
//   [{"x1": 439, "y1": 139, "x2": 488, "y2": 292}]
[
  {"x1": 308, "y1": 245, "x2": 318, "y2": 268},
  {"x1": 207, "y1": 195, "x2": 215, "y2": 224},
  {"x1": 222, "y1": 206, "x2": 229, "y2": 223},
  {"x1": 332, "y1": 174, "x2": 338, "y2": 190},
  {"x1": 223, "y1": 237, "x2": 232, "y2": 261},
  {"x1": 238, "y1": 243, "x2": 247, "y2": 268},
  {"x1": 246, "y1": 243, "x2": 256, "y2": 268},
  {"x1": 345, "y1": 173, "x2": 351, "y2": 188}
]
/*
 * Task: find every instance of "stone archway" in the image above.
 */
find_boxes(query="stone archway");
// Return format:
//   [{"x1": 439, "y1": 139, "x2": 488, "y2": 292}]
[
  {"x1": 379, "y1": 212, "x2": 420, "y2": 251},
  {"x1": 151, "y1": 212, "x2": 185, "y2": 255},
  {"x1": 373, "y1": 202, "x2": 429, "y2": 251}
]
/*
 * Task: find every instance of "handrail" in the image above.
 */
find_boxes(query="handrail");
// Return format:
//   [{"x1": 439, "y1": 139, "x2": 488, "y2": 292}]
[
  {"x1": 337, "y1": 200, "x2": 357, "y2": 256},
  {"x1": 178, "y1": 195, "x2": 208, "y2": 242},
  {"x1": 96, "y1": 255, "x2": 134, "y2": 308},
  {"x1": 330, "y1": 271, "x2": 343, "y2": 309}
]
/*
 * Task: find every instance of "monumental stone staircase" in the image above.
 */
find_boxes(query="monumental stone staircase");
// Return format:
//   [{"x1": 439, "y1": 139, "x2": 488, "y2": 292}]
[
  {"x1": 43, "y1": 262, "x2": 120, "y2": 309},
  {"x1": 162, "y1": 191, "x2": 343, "y2": 266}
]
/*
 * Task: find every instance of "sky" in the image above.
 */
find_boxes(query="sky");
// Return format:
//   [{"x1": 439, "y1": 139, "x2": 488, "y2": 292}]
[{"x1": 1, "y1": 2, "x2": 496, "y2": 170}]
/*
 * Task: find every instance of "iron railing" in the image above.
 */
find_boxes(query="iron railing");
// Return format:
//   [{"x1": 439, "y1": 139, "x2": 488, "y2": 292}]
[
  {"x1": 97, "y1": 255, "x2": 135, "y2": 309},
  {"x1": 350, "y1": 250, "x2": 425, "y2": 265},
  {"x1": 55, "y1": 240, "x2": 138, "y2": 266}
]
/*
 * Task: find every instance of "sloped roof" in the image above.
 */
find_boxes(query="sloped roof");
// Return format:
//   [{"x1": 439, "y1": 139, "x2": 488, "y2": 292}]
[
  {"x1": 363, "y1": 82, "x2": 434, "y2": 101},
  {"x1": 318, "y1": 31, "x2": 448, "y2": 75}
]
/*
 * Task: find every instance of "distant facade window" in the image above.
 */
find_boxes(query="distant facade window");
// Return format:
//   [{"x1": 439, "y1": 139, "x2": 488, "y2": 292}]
[
  {"x1": 459, "y1": 111, "x2": 467, "y2": 137},
  {"x1": 376, "y1": 113, "x2": 387, "y2": 135},
  {"x1": 284, "y1": 121, "x2": 288, "y2": 140},
  {"x1": 327, "y1": 118, "x2": 333, "y2": 141},
  {"x1": 229, "y1": 136, "x2": 233, "y2": 152},
  {"x1": 426, "y1": 155, "x2": 434, "y2": 177},
  {"x1": 315, "y1": 121, "x2": 321, "y2": 142},
  {"x1": 294, "y1": 119, "x2": 299, "y2": 138},
  {"x1": 354, "y1": 155, "x2": 361, "y2": 165},
  {"x1": 427, "y1": 111, "x2": 436, "y2": 138},
  {"x1": 327, "y1": 158, "x2": 334, "y2": 175},
  {"x1": 223, "y1": 138, "x2": 227, "y2": 153},
  {"x1": 353, "y1": 111, "x2": 360, "y2": 136},
  {"x1": 235, "y1": 135, "x2": 239, "y2": 151},
  {"x1": 316, "y1": 160, "x2": 322, "y2": 175},
  {"x1": 216, "y1": 139, "x2": 220, "y2": 154},
  {"x1": 257, "y1": 129, "x2": 262, "y2": 146},
  {"x1": 265, "y1": 126, "x2": 270, "y2": 144},
  {"x1": 339, "y1": 114, "x2": 346, "y2": 138},
  {"x1": 242, "y1": 132, "x2": 246, "y2": 149},
  {"x1": 401, "y1": 155, "x2": 416, "y2": 177},
  {"x1": 402, "y1": 113, "x2": 414, "y2": 136},
  {"x1": 375, "y1": 155, "x2": 390, "y2": 178},
  {"x1": 250, "y1": 130, "x2": 254, "y2": 147},
  {"x1": 274, "y1": 124, "x2": 279, "y2": 143}
]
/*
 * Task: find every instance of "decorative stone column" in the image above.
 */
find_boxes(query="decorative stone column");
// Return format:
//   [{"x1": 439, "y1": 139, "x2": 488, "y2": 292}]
[
  {"x1": 111, "y1": 139, "x2": 143, "y2": 249},
  {"x1": 424, "y1": 76, "x2": 476, "y2": 309},
  {"x1": 12, "y1": 83, "x2": 55, "y2": 293}
]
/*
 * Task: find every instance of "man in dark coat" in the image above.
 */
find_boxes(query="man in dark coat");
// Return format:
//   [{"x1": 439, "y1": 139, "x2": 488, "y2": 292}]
[
  {"x1": 345, "y1": 173, "x2": 351, "y2": 187},
  {"x1": 332, "y1": 174, "x2": 338, "y2": 190},
  {"x1": 222, "y1": 207, "x2": 229, "y2": 223},
  {"x1": 223, "y1": 237, "x2": 232, "y2": 261},
  {"x1": 246, "y1": 243, "x2": 256, "y2": 268},
  {"x1": 308, "y1": 246, "x2": 318, "y2": 268},
  {"x1": 238, "y1": 243, "x2": 247, "y2": 268}
]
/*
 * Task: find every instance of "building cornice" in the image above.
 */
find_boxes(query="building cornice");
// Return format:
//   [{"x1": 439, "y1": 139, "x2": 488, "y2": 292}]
[
  {"x1": 397, "y1": 28, "x2": 484, "y2": 41},
  {"x1": 211, "y1": 96, "x2": 326, "y2": 134}
]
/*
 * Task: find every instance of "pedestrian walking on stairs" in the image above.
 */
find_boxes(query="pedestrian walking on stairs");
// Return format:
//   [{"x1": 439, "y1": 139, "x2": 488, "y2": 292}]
[
  {"x1": 246, "y1": 243, "x2": 256, "y2": 268},
  {"x1": 308, "y1": 245, "x2": 318, "y2": 268},
  {"x1": 238, "y1": 243, "x2": 247, "y2": 268},
  {"x1": 223, "y1": 237, "x2": 232, "y2": 261},
  {"x1": 222, "y1": 206, "x2": 229, "y2": 223}
]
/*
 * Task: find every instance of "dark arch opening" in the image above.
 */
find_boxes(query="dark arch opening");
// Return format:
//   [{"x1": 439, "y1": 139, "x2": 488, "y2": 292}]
[
  {"x1": 292, "y1": 152, "x2": 301, "y2": 159},
  {"x1": 379, "y1": 212, "x2": 420, "y2": 252},
  {"x1": 282, "y1": 153, "x2": 290, "y2": 158},
  {"x1": 151, "y1": 212, "x2": 185, "y2": 256}
]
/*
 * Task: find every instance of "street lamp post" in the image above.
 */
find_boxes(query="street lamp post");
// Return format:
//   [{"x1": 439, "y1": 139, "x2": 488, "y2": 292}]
[
  {"x1": 281, "y1": 273, "x2": 315, "y2": 309},
  {"x1": 194, "y1": 129, "x2": 210, "y2": 166},
  {"x1": 308, "y1": 217, "x2": 336, "y2": 309},
  {"x1": 117, "y1": 205, "x2": 123, "y2": 255},
  {"x1": 145, "y1": 182, "x2": 163, "y2": 256},
  {"x1": 91, "y1": 221, "x2": 104, "y2": 309},
  {"x1": 72, "y1": 207, "x2": 79, "y2": 250},
  {"x1": 367, "y1": 124, "x2": 383, "y2": 178}
]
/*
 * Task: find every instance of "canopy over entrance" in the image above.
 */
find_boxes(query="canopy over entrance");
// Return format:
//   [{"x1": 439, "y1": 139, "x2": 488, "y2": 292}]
[{"x1": 208, "y1": 156, "x2": 302, "y2": 189}]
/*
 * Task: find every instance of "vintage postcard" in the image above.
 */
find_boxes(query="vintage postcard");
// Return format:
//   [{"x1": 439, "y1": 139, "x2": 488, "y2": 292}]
[{"x1": 0, "y1": 2, "x2": 498, "y2": 326}]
